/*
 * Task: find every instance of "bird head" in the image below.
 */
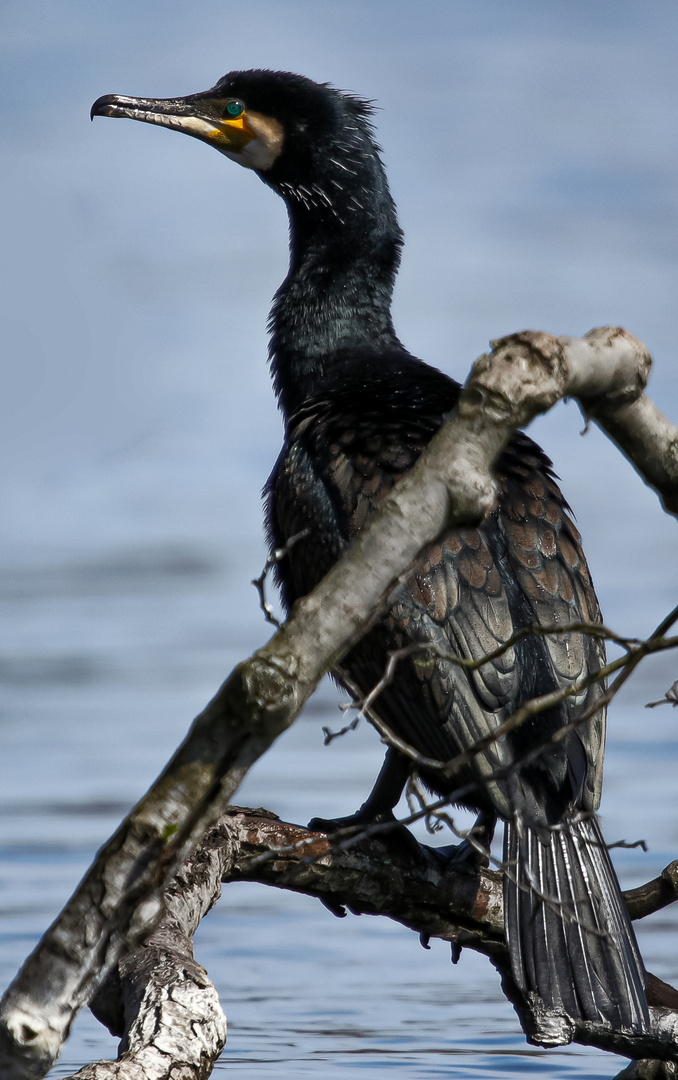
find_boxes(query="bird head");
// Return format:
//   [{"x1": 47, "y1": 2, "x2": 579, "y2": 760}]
[{"x1": 91, "y1": 69, "x2": 380, "y2": 205}]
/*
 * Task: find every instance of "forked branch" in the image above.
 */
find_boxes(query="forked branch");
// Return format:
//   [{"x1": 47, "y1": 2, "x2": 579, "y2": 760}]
[{"x1": 67, "y1": 810, "x2": 678, "y2": 1080}]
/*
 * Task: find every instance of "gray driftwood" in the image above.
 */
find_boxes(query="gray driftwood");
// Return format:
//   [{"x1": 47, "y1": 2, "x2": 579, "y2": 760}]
[{"x1": 65, "y1": 810, "x2": 678, "y2": 1079}]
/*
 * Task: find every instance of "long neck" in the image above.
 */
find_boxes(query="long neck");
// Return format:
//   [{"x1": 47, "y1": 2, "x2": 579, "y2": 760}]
[{"x1": 268, "y1": 159, "x2": 403, "y2": 418}]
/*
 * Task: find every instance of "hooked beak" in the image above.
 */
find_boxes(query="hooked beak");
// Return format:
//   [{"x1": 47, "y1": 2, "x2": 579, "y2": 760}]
[
  {"x1": 91, "y1": 91, "x2": 284, "y2": 171},
  {"x1": 91, "y1": 92, "x2": 257, "y2": 155}
]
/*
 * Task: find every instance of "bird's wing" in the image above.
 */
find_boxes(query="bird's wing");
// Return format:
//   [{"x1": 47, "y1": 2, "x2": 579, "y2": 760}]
[
  {"x1": 277, "y1": 406, "x2": 604, "y2": 819},
  {"x1": 389, "y1": 525, "x2": 523, "y2": 816},
  {"x1": 381, "y1": 464, "x2": 604, "y2": 820},
  {"x1": 308, "y1": 411, "x2": 521, "y2": 811},
  {"x1": 496, "y1": 456, "x2": 607, "y2": 812}
]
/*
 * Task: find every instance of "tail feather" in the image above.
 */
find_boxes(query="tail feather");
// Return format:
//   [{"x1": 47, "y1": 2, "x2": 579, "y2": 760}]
[{"x1": 504, "y1": 814, "x2": 649, "y2": 1034}]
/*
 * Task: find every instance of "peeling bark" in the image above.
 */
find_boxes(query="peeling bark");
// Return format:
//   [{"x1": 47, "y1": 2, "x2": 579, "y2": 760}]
[
  {"x1": 68, "y1": 823, "x2": 230, "y2": 1080},
  {"x1": 1, "y1": 327, "x2": 676, "y2": 1079},
  {"x1": 64, "y1": 811, "x2": 678, "y2": 1079}
]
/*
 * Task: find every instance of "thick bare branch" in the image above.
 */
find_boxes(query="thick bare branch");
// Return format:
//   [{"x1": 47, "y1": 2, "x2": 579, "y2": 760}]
[
  {"x1": 615, "y1": 1059, "x2": 678, "y2": 1079},
  {"x1": 489, "y1": 327, "x2": 678, "y2": 515},
  {"x1": 625, "y1": 861, "x2": 678, "y2": 921},
  {"x1": 74, "y1": 811, "x2": 678, "y2": 1077},
  {"x1": 1, "y1": 326, "x2": 675, "y2": 1079},
  {"x1": 62, "y1": 831, "x2": 229, "y2": 1080},
  {"x1": 220, "y1": 813, "x2": 678, "y2": 1063}
]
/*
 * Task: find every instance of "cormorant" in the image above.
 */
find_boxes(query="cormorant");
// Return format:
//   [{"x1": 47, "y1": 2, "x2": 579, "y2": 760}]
[{"x1": 91, "y1": 70, "x2": 649, "y2": 1037}]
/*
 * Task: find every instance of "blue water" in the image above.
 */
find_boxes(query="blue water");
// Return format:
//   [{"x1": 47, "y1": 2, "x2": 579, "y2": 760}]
[
  {"x1": 3, "y1": 2, "x2": 678, "y2": 1075},
  {"x1": 1, "y1": 540, "x2": 676, "y2": 1079}
]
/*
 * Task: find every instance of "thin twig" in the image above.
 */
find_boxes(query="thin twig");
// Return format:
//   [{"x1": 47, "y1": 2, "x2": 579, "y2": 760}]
[
  {"x1": 646, "y1": 679, "x2": 678, "y2": 708},
  {"x1": 336, "y1": 616, "x2": 678, "y2": 782},
  {"x1": 607, "y1": 839, "x2": 649, "y2": 852},
  {"x1": 322, "y1": 714, "x2": 361, "y2": 744},
  {"x1": 251, "y1": 529, "x2": 310, "y2": 628}
]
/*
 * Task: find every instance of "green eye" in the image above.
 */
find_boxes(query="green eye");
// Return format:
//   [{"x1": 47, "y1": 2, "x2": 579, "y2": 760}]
[{"x1": 226, "y1": 99, "x2": 245, "y2": 118}]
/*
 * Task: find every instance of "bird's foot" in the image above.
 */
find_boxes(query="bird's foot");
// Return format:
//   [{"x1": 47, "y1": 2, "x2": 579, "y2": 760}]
[
  {"x1": 308, "y1": 809, "x2": 424, "y2": 860},
  {"x1": 429, "y1": 811, "x2": 495, "y2": 872},
  {"x1": 429, "y1": 837, "x2": 490, "y2": 872},
  {"x1": 307, "y1": 810, "x2": 372, "y2": 835}
]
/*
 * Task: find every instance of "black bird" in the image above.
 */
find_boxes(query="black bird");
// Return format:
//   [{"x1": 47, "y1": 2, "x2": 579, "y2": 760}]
[{"x1": 92, "y1": 70, "x2": 649, "y2": 1039}]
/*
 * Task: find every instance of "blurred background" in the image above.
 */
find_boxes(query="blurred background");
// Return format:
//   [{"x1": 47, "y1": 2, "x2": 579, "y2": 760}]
[{"x1": 1, "y1": 1, "x2": 677, "y2": 1076}]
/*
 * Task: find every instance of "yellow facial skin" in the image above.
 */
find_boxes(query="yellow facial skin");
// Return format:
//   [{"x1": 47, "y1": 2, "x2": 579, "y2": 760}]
[
  {"x1": 206, "y1": 112, "x2": 257, "y2": 149},
  {"x1": 183, "y1": 109, "x2": 284, "y2": 170}
]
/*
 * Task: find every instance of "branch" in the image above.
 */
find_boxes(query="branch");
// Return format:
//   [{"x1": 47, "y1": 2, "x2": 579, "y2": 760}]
[
  {"x1": 65, "y1": 827, "x2": 230, "y2": 1080},
  {"x1": 502, "y1": 327, "x2": 678, "y2": 515},
  {"x1": 1, "y1": 326, "x2": 675, "y2": 1079},
  {"x1": 68, "y1": 811, "x2": 678, "y2": 1078}
]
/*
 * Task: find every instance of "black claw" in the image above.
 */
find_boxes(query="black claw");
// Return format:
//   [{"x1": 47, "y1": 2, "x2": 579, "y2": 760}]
[
  {"x1": 307, "y1": 814, "x2": 363, "y2": 835},
  {"x1": 320, "y1": 897, "x2": 347, "y2": 918},
  {"x1": 430, "y1": 840, "x2": 489, "y2": 871}
]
